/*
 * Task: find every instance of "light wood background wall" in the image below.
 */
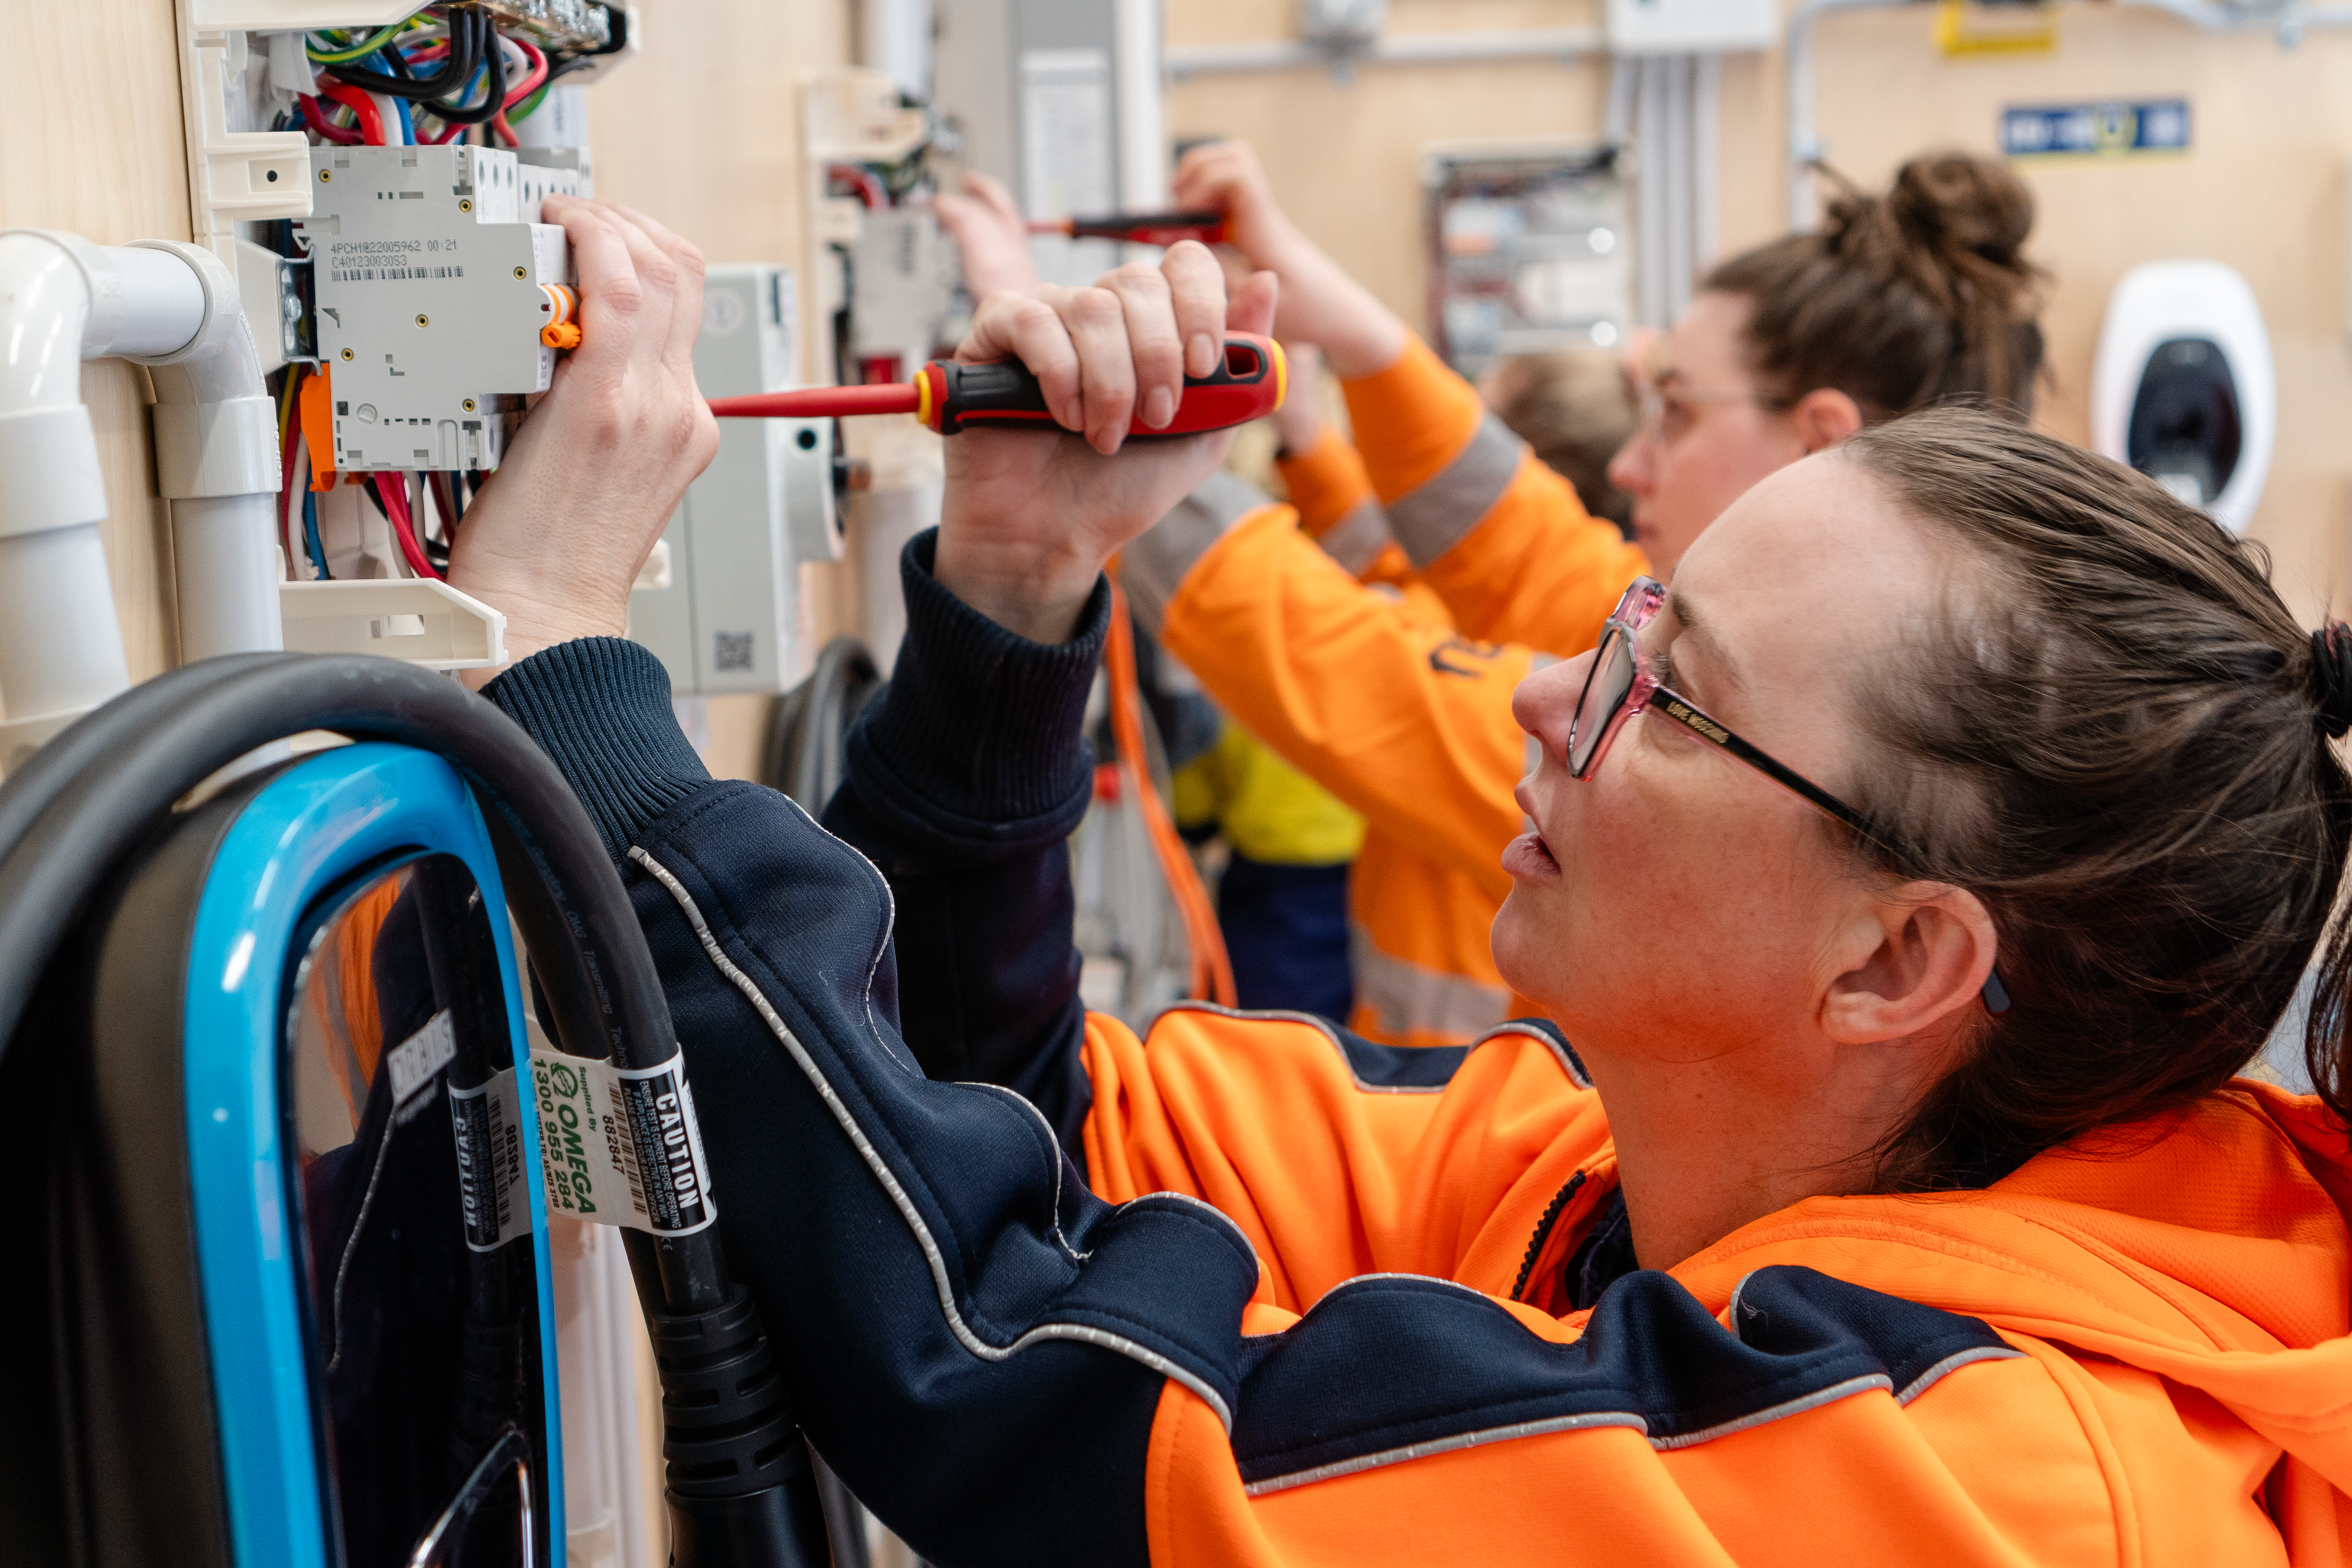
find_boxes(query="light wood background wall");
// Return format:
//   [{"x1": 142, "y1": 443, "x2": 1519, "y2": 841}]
[
  {"x1": 1170, "y1": 0, "x2": 2352, "y2": 627},
  {"x1": 6, "y1": 0, "x2": 195, "y2": 686}
]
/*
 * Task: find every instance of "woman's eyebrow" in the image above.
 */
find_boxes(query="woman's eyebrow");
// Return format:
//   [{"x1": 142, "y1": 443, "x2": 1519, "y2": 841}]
[{"x1": 1665, "y1": 589, "x2": 1742, "y2": 695}]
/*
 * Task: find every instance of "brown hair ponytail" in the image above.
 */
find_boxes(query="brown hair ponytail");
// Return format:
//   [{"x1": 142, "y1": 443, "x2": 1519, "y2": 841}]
[
  {"x1": 1706, "y1": 151, "x2": 2047, "y2": 421},
  {"x1": 1836, "y1": 408, "x2": 2351, "y2": 1188}
]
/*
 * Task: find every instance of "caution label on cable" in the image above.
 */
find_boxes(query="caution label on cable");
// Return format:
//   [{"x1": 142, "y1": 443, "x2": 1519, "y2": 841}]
[
  {"x1": 450, "y1": 1065, "x2": 531, "y2": 1254},
  {"x1": 526, "y1": 1046, "x2": 717, "y2": 1236}
]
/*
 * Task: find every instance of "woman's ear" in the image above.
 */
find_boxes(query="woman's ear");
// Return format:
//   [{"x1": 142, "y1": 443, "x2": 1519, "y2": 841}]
[
  {"x1": 1789, "y1": 388, "x2": 1864, "y2": 454},
  {"x1": 1819, "y1": 883, "x2": 1997, "y2": 1046}
]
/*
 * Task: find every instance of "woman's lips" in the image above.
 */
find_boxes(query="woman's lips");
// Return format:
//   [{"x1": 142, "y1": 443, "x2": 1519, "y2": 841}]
[{"x1": 1502, "y1": 830, "x2": 1561, "y2": 883}]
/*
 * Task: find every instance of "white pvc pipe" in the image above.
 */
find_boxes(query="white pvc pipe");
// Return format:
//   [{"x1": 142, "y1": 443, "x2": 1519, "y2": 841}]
[
  {"x1": 0, "y1": 232, "x2": 148, "y2": 771},
  {"x1": 133, "y1": 240, "x2": 285, "y2": 664},
  {"x1": 172, "y1": 494, "x2": 284, "y2": 661},
  {"x1": 0, "y1": 229, "x2": 280, "y2": 776},
  {"x1": 1166, "y1": 25, "x2": 1604, "y2": 79}
]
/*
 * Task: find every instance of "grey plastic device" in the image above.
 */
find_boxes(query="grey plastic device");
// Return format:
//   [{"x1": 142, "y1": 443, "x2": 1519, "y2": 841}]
[
  {"x1": 296, "y1": 144, "x2": 579, "y2": 472},
  {"x1": 629, "y1": 263, "x2": 842, "y2": 696}
]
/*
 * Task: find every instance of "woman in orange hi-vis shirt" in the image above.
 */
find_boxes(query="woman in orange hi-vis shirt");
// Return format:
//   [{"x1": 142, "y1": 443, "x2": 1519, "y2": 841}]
[
  {"x1": 1118, "y1": 145, "x2": 2050, "y2": 1047},
  {"x1": 444, "y1": 215, "x2": 2352, "y2": 1564}
]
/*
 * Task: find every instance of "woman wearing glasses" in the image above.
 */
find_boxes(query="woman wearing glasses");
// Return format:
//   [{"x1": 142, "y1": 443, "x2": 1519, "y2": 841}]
[
  {"x1": 1107, "y1": 142, "x2": 2049, "y2": 1047},
  {"x1": 458, "y1": 235, "x2": 2348, "y2": 1565}
]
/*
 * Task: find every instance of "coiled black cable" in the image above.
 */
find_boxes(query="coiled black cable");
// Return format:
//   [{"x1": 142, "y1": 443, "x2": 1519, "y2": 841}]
[{"x1": 0, "y1": 653, "x2": 825, "y2": 1565}]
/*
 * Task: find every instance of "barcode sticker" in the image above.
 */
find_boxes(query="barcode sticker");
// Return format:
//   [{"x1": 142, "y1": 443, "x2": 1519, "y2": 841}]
[
  {"x1": 526, "y1": 1046, "x2": 716, "y2": 1235},
  {"x1": 449, "y1": 1066, "x2": 530, "y2": 1252},
  {"x1": 329, "y1": 265, "x2": 467, "y2": 282}
]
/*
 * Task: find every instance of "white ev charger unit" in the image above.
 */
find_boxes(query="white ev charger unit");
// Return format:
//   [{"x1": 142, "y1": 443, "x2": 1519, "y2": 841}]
[{"x1": 2090, "y1": 260, "x2": 2277, "y2": 536}]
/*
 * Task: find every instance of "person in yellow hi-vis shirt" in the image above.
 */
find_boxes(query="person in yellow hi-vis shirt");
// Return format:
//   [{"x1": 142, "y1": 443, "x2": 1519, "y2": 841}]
[{"x1": 1120, "y1": 143, "x2": 2049, "y2": 1046}]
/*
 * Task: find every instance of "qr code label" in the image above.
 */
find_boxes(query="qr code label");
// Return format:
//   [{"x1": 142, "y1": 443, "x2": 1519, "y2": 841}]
[{"x1": 712, "y1": 631, "x2": 755, "y2": 671}]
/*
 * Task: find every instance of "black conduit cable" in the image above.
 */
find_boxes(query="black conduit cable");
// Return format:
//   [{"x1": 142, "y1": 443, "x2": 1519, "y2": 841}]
[
  {"x1": 324, "y1": 3, "x2": 485, "y2": 101},
  {"x1": 0, "y1": 653, "x2": 826, "y2": 1566},
  {"x1": 423, "y1": 10, "x2": 508, "y2": 127}
]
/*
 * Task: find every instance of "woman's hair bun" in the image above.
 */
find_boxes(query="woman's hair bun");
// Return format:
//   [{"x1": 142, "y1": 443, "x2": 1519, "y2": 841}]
[
  {"x1": 1889, "y1": 151, "x2": 2035, "y2": 274},
  {"x1": 1820, "y1": 150, "x2": 2042, "y2": 314}
]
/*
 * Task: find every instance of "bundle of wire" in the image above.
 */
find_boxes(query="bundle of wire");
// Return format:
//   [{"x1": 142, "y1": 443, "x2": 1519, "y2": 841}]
[
  {"x1": 277, "y1": 363, "x2": 470, "y2": 584},
  {"x1": 299, "y1": 3, "x2": 585, "y2": 150}
]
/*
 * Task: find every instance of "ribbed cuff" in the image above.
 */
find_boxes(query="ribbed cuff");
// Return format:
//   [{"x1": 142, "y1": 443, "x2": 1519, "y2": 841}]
[
  {"x1": 853, "y1": 529, "x2": 1109, "y2": 828},
  {"x1": 483, "y1": 636, "x2": 711, "y2": 862}
]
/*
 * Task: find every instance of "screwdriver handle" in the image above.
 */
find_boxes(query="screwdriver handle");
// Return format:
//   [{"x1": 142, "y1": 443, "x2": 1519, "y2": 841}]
[
  {"x1": 916, "y1": 332, "x2": 1285, "y2": 437},
  {"x1": 1036, "y1": 209, "x2": 1231, "y2": 247}
]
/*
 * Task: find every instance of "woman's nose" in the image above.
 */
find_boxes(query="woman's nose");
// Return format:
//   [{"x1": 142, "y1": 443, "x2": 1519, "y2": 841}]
[
  {"x1": 1513, "y1": 650, "x2": 1595, "y2": 772},
  {"x1": 1608, "y1": 431, "x2": 1653, "y2": 497}
]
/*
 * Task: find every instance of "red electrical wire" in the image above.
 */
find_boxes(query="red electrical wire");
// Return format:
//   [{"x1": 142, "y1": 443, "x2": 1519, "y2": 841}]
[
  {"x1": 279, "y1": 368, "x2": 304, "y2": 567},
  {"x1": 376, "y1": 474, "x2": 445, "y2": 581},
  {"x1": 319, "y1": 78, "x2": 388, "y2": 145},
  {"x1": 299, "y1": 93, "x2": 363, "y2": 144},
  {"x1": 502, "y1": 36, "x2": 548, "y2": 105},
  {"x1": 828, "y1": 165, "x2": 888, "y2": 210}
]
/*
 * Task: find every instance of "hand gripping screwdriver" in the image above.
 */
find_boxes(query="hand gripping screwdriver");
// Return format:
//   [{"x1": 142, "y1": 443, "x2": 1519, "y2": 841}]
[{"x1": 708, "y1": 332, "x2": 1285, "y2": 438}]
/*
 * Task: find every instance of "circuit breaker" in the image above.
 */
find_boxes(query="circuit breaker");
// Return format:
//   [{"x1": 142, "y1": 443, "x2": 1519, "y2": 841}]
[
  {"x1": 630, "y1": 263, "x2": 840, "y2": 696},
  {"x1": 296, "y1": 144, "x2": 579, "y2": 472}
]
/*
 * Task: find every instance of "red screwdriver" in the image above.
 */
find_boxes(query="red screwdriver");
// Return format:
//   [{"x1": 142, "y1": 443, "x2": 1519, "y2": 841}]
[
  {"x1": 709, "y1": 332, "x2": 1286, "y2": 437},
  {"x1": 1027, "y1": 209, "x2": 1230, "y2": 247}
]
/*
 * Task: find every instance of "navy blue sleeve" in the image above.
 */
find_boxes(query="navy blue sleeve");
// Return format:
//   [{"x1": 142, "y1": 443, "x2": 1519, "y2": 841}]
[{"x1": 818, "y1": 530, "x2": 1104, "y2": 1155}]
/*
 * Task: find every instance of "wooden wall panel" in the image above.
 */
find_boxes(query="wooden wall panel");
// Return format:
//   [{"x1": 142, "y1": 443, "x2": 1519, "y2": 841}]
[
  {"x1": 1168, "y1": 0, "x2": 2352, "y2": 626},
  {"x1": 1793, "y1": 8, "x2": 2352, "y2": 626},
  {"x1": 1167, "y1": 0, "x2": 1613, "y2": 345},
  {"x1": 3, "y1": 0, "x2": 194, "y2": 682},
  {"x1": 585, "y1": 0, "x2": 856, "y2": 779}
]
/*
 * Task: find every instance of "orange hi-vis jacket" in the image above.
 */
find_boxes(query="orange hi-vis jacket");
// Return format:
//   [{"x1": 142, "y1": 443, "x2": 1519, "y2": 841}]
[
  {"x1": 1128, "y1": 339, "x2": 1645, "y2": 1045},
  {"x1": 1076, "y1": 1008, "x2": 2352, "y2": 1566}
]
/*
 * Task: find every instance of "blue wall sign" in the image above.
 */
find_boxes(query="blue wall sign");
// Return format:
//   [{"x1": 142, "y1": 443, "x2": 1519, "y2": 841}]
[{"x1": 2002, "y1": 100, "x2": 2191, "y2": 158}]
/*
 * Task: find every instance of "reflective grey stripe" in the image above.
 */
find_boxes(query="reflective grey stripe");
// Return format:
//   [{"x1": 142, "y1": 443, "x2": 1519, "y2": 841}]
[
  {"x1": 1316, "y1": 495, "x2": 1394, "y2": 577},
  {"x1": 1122, "y1": 468, "x2": 1272, "y2": 637},
  {"x1": 1385, "y1": 413, "x2": 1526, "y2": 569},
  {"x1": 1244, "y1": 1411, "x2": 1648, "y2": 1495},
  {"x1": 1468, "y1": 1019, "x2": 1588, "y2": 1088},
  {"x1": 1350, "y1": 922, "x2": 1510, "y2": 1040}
]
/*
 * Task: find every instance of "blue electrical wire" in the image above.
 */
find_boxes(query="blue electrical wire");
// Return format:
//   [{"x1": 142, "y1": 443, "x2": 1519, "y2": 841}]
[
  {"x1": 303, "y1": 487, "x2": 331, "y2": 580},
  {"x1": 391, "y1": 94, "x2": 415, "y2": 144}
]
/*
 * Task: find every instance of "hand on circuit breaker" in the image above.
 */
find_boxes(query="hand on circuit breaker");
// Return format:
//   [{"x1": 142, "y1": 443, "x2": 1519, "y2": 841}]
[
  {"x1": 931, "y1": 241, "x2": 1278, "y2": 647},
  {"x1": 935, "y1": 171, "x2": 1042, "y2": 297},
  {"x1": 446, "y1": 197, "x2": 718, "y2": 687},
  {"x1": 1169, "y1": 140, "x2": 1406, "y2": 381}
]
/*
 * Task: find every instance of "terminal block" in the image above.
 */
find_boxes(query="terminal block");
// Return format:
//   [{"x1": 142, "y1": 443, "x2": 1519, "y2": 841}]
[{"x1": 294, "y1": 144, "x2": 578, "y2": 472}]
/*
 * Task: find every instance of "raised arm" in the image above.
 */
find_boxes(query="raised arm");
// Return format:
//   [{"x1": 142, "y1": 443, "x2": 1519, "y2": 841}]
[{"x1": 1178, "y1": 142, "x2": 1647, "y2": 653}]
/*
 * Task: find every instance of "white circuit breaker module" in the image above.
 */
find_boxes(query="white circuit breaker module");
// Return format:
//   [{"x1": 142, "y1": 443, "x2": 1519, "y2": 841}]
[
  {"x1": 296, "y1": 144, "x2": 579, "y2": 472},
  {"x1": 630, "y1": 262, "x2": 841, "y2": 695}
]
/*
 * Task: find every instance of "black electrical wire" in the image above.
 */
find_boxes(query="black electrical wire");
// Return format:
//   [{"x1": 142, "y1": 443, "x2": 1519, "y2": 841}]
[
  {"x1": 324, "y1": 4, "x2": 483, "y2": 102},
  {"x1": 424, "y1": 10, "x2": 508, "y2": 127}
]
